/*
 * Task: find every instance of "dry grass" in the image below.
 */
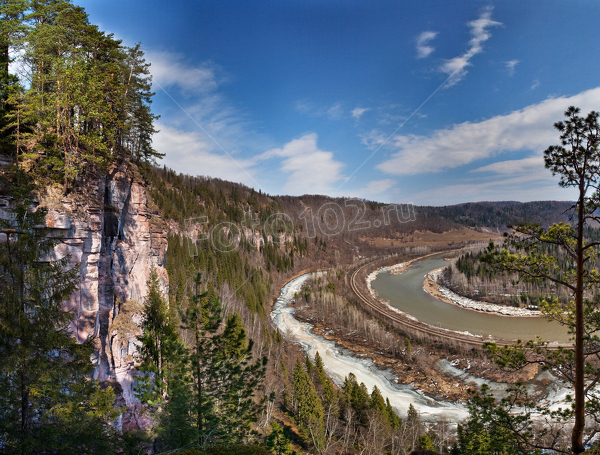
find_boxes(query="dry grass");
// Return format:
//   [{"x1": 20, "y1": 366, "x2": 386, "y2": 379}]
[{"x1": 364, "y1": 228, "x2": 502, "y2": 248}]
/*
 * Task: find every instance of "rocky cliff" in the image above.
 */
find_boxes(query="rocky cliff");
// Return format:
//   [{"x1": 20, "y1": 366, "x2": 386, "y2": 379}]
[{"x1": 40, "y1": 162, "x2": 169, "y2": 406}]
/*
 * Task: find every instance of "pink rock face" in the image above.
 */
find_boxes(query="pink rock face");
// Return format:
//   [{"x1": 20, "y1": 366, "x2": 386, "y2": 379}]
[{"x1": 44, "y1": 163, "x2": 169, "y2": 407}]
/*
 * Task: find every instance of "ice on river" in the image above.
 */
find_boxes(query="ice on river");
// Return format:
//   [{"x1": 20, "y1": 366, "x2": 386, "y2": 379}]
[{"x1": 271, "y1": 274, "x2": 469, "y2": 422}]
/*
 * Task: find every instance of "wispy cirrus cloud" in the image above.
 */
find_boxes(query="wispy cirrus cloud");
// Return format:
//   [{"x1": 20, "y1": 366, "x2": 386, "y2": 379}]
[
  {"x1": 327, "y1": 104, "x2": 344, "y2": 119},
  {"x1": 505, "y1": 60, "x2": 519, "y2": 76},
  {"x1": 148, "y1": 51, "x2": 224, "y2": 94},
  {"x1": 147, "y1": 51, "x2": 274, "y2": 189},
  {"x1": 351, "y1": 107, "x2": 371, "y2": 119},
  {"x1": 440, "y1": 8, "x2": 501, "y2": 87},
  {"x1": 375, "y1": 86, "x2": 600, "y2": 176},
  {"x1": 415, "y1": 31, "x2": 438, "y2": 59},
  {"x1": 471, "y1": 156, "x2": 542, "y2": 175},
  {"x1": 357, "y1": 179, "x2": 395, "y2": 195},
  {"x1": 297, "y1": 101, "x2": 346, "y2": 120}
]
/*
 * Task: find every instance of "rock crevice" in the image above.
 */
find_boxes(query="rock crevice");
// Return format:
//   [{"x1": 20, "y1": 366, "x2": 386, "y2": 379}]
[{"x1": 41, "y1": 163, "x2": 168, "y2": 405}]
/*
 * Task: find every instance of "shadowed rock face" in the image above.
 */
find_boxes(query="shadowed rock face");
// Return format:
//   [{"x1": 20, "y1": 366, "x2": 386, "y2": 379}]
[{"x1": 42, "y1": 162, "x2": 169, "y2": 406}]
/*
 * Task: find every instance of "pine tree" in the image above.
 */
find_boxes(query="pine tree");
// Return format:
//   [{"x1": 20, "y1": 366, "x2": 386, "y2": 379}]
[
  {"x1": 386, "y1": 397, "x2": 401, "y2": 430},
  {"x1": 0, "y1": 0, "x2": 27, "y2": 155},
  {"x1": 407, "y1": 403, "x2": 422, "y2": 452},
  {"x1": 313, "y1": 351, "x2": 338, "y2": 418},
  {"x1": 370, "y1": 385, "x2": 387, "y2": 416},
  {"x1": 137, "y1": 265, "x2": 177, "y2": 401},
  {"x1": 483, "y1": 107, "x2": 600, "y2": 453},
  {"x1": 419, "y1": 434, "x2": 436, "y2": 451},
  {"x1": 119, "y1": 43, "x2": 161, "y2": 164},
  {"x1": 178, "y1": 273, "x2": 266, "y2": 447},
  {"x1": 265, "y1": 421, "x2": 294, "y2": 455},
  {"x1": 291, "y1": 359, "x2": 325, "y2": 448}
]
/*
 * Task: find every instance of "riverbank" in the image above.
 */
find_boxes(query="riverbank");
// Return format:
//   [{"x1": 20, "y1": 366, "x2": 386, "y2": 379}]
[
  {"x1": 424, "y1": 267, "x2": 541, "y2": 317},
  {"x1": 270, "y1": 273, "x2": 470, "y2": 420},
  {"x1": 294, "y1": 314, "x2": 540, "y2": 402}
]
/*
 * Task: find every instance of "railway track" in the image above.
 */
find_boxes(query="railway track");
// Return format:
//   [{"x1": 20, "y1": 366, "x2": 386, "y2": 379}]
[{"x1": 349, "y1": 258, "x2": 568, "y2": 349}]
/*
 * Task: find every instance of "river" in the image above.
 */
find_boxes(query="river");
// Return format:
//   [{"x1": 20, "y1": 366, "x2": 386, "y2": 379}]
[
  {"x1": 271, "y1": 273, "x2": 469, "y2": 421},
  {"x1": 370, "y1": 253, "x2": 570, "y2": 343}
]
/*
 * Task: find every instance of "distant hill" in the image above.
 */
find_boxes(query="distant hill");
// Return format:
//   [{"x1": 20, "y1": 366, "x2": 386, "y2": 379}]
[
  {"x1": 144, "y1": 166, "x2": 577, "y2": 245},
  {"x1": 418, "y1": 201, "x2": 574, "y2": 231}
]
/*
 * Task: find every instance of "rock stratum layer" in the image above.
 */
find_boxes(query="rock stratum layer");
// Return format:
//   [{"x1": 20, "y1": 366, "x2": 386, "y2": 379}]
[{"x1": 41, "y1": 163, "x2": 168, "y2": 406}]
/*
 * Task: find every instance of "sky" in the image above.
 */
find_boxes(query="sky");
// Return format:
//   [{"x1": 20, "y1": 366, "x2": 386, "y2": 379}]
[{"x1": 76, "y1": 0, "x2": 600, "y2": 206}]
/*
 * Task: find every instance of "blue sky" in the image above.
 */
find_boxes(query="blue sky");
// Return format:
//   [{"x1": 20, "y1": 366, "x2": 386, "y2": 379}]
[{"x1": 77, "y1": 0, "x2": 600, "y2": 205}]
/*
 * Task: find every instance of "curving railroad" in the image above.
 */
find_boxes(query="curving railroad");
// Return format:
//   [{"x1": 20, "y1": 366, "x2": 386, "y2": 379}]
[{"x1": 348, "y1": 257, "x2": 570, "y2": 349}]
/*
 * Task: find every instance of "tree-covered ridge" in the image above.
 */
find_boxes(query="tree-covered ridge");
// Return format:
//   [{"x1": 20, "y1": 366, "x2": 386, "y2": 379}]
[
  {"x1": 141, "y1": 165, "x2": 284, "y2": 228},
  {"x1": 0, "y1": 0, "x2": 160, "y2": 194},
  {"x1": 166, "y1": 233, "x2": 269, "y2": 316},
  {"x1": 419, "y1": 201, "x2": 574, "y2": 231}
]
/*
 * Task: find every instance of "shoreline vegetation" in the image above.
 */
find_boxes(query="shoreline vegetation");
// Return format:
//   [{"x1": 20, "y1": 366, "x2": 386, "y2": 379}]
[{"x1": 425, "y1": 267, "x2": 542, "y2": 317}]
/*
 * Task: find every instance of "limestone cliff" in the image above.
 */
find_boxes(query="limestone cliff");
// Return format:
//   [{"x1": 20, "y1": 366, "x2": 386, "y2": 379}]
[{"x1": 41, "y1": 162, "x2": 168, "y2": 406}]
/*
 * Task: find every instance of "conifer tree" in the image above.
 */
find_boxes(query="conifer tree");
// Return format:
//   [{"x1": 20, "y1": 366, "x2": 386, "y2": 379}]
[
  {"x1": 265, "y1": 421, "x2": 294, "y2": 455},
  {"x1": 0, "y1": 0, "x2": 27, "y2": 155},
  {"x1": 370, "y1": 385, "x2": 387, "y2": 416},
  {"x1": 119, "y1": 43, "x2": 161, "y2": 164},
  {"x1": 179, "y1": 273, "x2": 266, "y2": 447},
  {"x1": 407, "y1": 403, "x2": 422, "y2": 452},
  {"x1": 137, "y1": 266, "x2": 177, "y2": 400},
  {"x1": 313, "y1": 351, "x2": 338, "y2": 418},
  {"x1": 386, "y1": 397, "x2": 401, "y2": 430},
  {"x1": 419, "y1": 434, "x2": 436, "y2": 451},
  {"x1": 291, "y1": 358, "x2": 325, "y2": 448}
]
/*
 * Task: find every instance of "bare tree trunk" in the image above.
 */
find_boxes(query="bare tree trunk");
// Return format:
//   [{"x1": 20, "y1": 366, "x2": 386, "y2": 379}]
[{"x1": 573, "y1": 182, "x2": 585, "y2": 454}]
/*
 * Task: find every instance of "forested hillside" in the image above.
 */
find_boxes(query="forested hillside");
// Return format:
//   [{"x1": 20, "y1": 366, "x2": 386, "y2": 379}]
[{"x1": 419, "y1": 201, "x2": 574, "y2": 231}]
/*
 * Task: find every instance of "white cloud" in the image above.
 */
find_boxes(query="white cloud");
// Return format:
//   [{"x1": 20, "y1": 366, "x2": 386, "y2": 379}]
[
  {"x1": 262, "y1": 134, "x2": 345, "y2": 195},
  {"x1": 440, "y1": 9, "x2": 501, "y2": 87},
  {"x1": 147, "y1": 51, "x2": 222, "y2": 93},
  {"x1": 471, "y1": 156, "x2": 543, "y2": 175},
  {"x1": 376, "y1": 86, "x2": 600, "y2": 175},
  {"x1": 416, "y1": 31, "x2": 438, "y2": 59},
  {"x1": 531, "y1": 79, "x2": 540, "y2": 90},
  {"x1": 357, "y1": 179, "x2": 396, "y2": 195},
  {"x1": 295, "y1": 101, "x2": 313, "y2": 114},
  {"x1": 351, "y1": 107, "x2": 371, "y2": 119},
  {"x1": 155, "y1": 123, "x2": 260, "y2": 186},
  {"x1": 505, "y1": 60, "x2": 519, "y2": 76}
]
